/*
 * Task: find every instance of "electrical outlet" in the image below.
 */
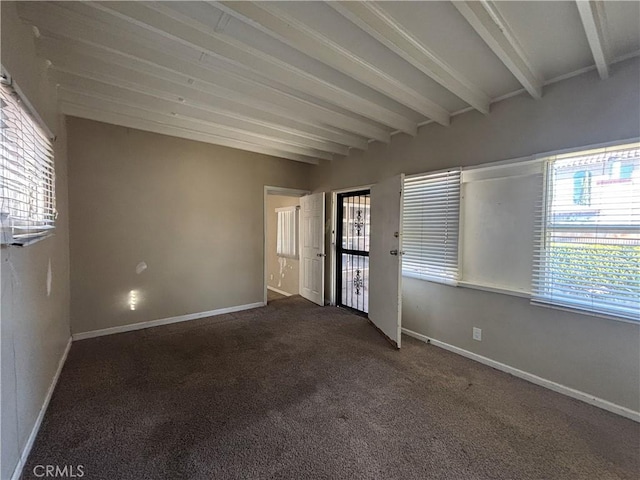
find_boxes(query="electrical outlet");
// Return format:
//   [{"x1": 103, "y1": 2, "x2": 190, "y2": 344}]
[{"x1": 473, "y1": 327, "x2": 482, "y2": 341}]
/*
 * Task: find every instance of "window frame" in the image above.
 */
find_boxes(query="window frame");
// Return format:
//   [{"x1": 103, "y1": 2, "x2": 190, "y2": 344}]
[
  {"x1": 402, "y1": 168, "x2": 462, "y2": 286},
  {"x1": 531, "y1": 143, "x2": 640, "y2": 323},
  {"x1": 458, "y1": 158, "x2": 543, "y2": 296},
  {"x1": 0, "y1": 71, "x2": 56, "y2": 247}
]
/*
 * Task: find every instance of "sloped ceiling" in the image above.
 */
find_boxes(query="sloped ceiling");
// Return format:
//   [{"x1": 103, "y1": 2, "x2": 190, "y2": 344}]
[{"x1": 15, "y1": 1, "x2": 640, "y2": 164}]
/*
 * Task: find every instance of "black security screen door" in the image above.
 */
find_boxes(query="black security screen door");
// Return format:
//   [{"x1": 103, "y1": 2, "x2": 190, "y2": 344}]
[{"x1": 336, "y1": 190, "x2": 371, "y2": 314}]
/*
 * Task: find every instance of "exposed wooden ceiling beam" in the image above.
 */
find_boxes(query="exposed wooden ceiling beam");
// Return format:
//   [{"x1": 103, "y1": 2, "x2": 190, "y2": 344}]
[
  {"x1": 60, "y1": 94, "x2": 318, "y2": 164},
  {"x1": 18, "y1": 3, "x2": 385, "y2": 146},
  {"x1": 452, "y1": 1, "x2": 543, "y2": 99},
  {"x1": 330, "y1": 1, "x2": 490, "y2": 114},
  {"x1": 42, "y1": 39, "x2": 386, "y2": 147},
  {"x1": 62, "y1": 102, "x2": 319, "y2": 165},
  {"x1": 82, "y1": 1, "x2": 417, "y2": 136},
  {"x1": 52, "y1": 70, "x2": 349, "y2": 156},
  {"x1": 576, "y1": 0, "x2": 610, "y2": 80},
  {"x1": 49, "y1": 46, "x2": 364, "y2": 151},
  {"x1": 217, "y1": 1, "x2": 450, "y2": 127},
  {"x1": 60, "y1": 88, "x2": 334, "y2": 161}
]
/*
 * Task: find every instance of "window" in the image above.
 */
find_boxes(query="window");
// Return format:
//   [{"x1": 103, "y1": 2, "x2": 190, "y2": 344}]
[
  {"x1": 459, "y1": 160, "x2": 542, "y2": 295},
  {"x1": 402, "y1": 168, "x2": 461, "y2": 285},
  {"x1": 0, "y1": 80, "x2": 55, "y2": 245},
  {"x1": 532, "y1": 143, "x2": 640, "y2": 321},
  {"x1": 276, "y1": 206, "x2": 298, "y2": 259}
]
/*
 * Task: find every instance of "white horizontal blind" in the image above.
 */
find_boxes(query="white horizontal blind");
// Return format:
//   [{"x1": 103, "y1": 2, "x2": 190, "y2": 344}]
[
  {"x1": 0, "y1": 82, "x2": 55, "y2": 244},
  {"x1": 532, "y1": 143, "x2": 640, "y2": 321},
  {"x1": 276, "y1": 206, "x2": 299, "y2": 259},
  {"x1": 403, "y1": 168, "x2": 461, "y2": 284}
]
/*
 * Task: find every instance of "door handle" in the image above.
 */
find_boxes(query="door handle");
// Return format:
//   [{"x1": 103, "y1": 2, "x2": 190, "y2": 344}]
[
  {"x1": 390, "y1": 250, "x2": 405, "y2": 256},
  {"x1": 316, "y1": 253, "x2": 326, "y2": 257}
]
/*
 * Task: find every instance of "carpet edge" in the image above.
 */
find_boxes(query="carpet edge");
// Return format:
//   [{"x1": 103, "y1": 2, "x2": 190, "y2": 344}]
[{"x1": 402, "y1": 327, "x2": 640, "y2": 422}]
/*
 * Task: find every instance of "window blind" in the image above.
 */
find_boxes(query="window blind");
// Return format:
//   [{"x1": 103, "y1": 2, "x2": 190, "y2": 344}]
[
  {"x1": 402, "y1": 168, "x2": 461, "y2": 285},
  {"x1": 276, "y1": 206, "x2": 299, "y2": 259},
  {"x1": 0, "y1": 81, "x2": 55, "y2": 245},
  {"x1": 532, "y1": 143, "x2": 640, "y2": 321}
]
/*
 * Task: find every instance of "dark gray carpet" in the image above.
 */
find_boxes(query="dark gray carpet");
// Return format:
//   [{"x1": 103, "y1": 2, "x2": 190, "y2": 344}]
[
  {"x1": 22, "y1": 296, "x2": 639, "y2": 479},
  {"x1": 267, "y1": 289, "x2": 287, "y2": 302}
]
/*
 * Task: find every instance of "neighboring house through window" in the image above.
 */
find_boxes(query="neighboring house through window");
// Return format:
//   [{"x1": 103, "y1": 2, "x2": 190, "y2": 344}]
[{"x1": 532, "y1": 143, "x2": 640, "y2": 321}]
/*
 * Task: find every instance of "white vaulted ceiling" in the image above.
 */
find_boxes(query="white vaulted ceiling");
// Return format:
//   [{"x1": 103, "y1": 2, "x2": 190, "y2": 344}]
[{"x1": 16, "y1": 1, "x2": 640, "y2": 164}]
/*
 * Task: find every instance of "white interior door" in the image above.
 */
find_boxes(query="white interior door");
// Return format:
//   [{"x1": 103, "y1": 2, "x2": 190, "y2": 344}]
[
  {"x1": 300, "y1": 192, "x2": 325, "y2": 306},
  {"x1": 369, "y1": 174, "x2": 404, "y2": 348}
]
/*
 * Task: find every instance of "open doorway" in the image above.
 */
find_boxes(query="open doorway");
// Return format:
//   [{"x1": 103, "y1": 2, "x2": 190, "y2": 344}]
[
  {"x1": 267, "y1": 194, "x2": 300, "y2": 302},
  {"x1": 336, "y1": 190, "x2": 371, "y2": 315},
  {"x1": 329, "y1": 178, "x2": 403, "y2": 347},
  {"x1": 264, "y1": 187, "x2": 309, "y2": 305}
]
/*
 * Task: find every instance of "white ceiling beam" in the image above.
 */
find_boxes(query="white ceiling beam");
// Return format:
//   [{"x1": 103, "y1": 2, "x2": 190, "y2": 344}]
[
  {"x1": 575, "y1": 0, "x2": 610, "y2": 80},
  {"x1": 56, "y1": 89, "x2": 333, "y2": 161},
  {"x1": 61, "y1": 102, "x2": 319, "y2": 165},
  {"x1": 58, "y1": 93, "x2": 327, "y2": 164},
  {"x1": 40, "y1": 37, "x2": 351, "y2": 148},
  {"x1": 60, "y1": 90, "x2": 335, "y2": 162},
  {"x1": 38, "y1": 39, "x2": 383, "y2": 149},
  {"x1": 52, "y1": 70, "x2": 350, "y2": 156},
  {"x1": 330, "y1": 2, "x2": 490, "y2": 114},
  {"x1": 61, "y1": 84, "x2": 346, "y2": 158},
  {"x1": 82, "y1": 1, "x2": 416, "y2": 136},
  {"x1": 18, "y1": 2, "x2": 383, "y2": 145},
  {"x1": 453, "y1": 1, "x2": 543, "y2": 99},
  {"x1": 218, "y1": 1, "x2": 450, "y2": 127}
]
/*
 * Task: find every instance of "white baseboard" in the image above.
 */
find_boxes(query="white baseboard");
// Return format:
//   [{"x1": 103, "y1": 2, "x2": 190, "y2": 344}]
[
  {"x1": 402, "y1": 328, "x2": 640, "y2": 423},
  {"x1": 267, "y1": 286, "x2": 293, "y2": 297},
  {"x1": 72, "y1": 302, "x2": 265, "y2": 341},
  {"x1": 11, "y1": 337, "x2": 72, "y2": 480}
]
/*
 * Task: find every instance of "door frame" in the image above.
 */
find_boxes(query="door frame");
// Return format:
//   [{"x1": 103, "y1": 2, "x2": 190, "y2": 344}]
[
  {"x1": 335, "y1": 189, "x2": 371, "y2": 315},
  {"x1": 329, "y1": 184, "x2": 373, "y2": 307},
  {"x1": 263, "y1": 186, "x2": 310, "y2": 306}
]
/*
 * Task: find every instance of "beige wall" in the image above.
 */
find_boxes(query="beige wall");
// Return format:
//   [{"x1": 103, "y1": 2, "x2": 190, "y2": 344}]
[
  {"x1": 1, "y1": 3, "x2": 71, "y2": 479},
  {"x1": 67, "y1": 118, "x2": 312, "y2": 335},
  {"x1": 266, "y1": 195, "x2": 300, "y2": 296},
  {"x1": 312, "y1": 57, "x2": 640, "y2": 412}
]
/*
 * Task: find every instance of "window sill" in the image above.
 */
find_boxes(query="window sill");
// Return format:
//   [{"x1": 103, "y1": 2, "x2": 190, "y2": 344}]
[
  {"x1": 402, "y1": 271, "x2": 458, "y2": 287},
  {"x1": 403, "y1": 274, "x2": 531, "y2": 299},
  {"x1": 1, "y1": 232, "x2": 55, "y2": 248},
  {"x1": 402, "y1": 273, "x2": 531, "y2": 299},
  {"x1": 405, "y1": 275, "x2": 638, "y2": 325},
  {"x1": 458, "y1": 281, "x2": 531, "y2": 299}
]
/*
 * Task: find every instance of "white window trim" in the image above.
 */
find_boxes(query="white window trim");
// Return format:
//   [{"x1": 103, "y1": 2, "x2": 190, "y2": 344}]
[
  {"x1": 531, "y1": 143, "x2": 640, "y2": 322},
  {"x1": 456, "y1": 280, "x2": 531, "y2": 298},
  {"x1": 402, "y1": 167, "x2": 462, "y2": 285},
  {"x1": 457, "y1": 158, "x2": 544, "y2": 295},
  {"x1": 1, "y1": 69, "x2": 54, "y2": 139},
  {"x1": 1, "y1": 68, "x2": 56, "y2": 247}
]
